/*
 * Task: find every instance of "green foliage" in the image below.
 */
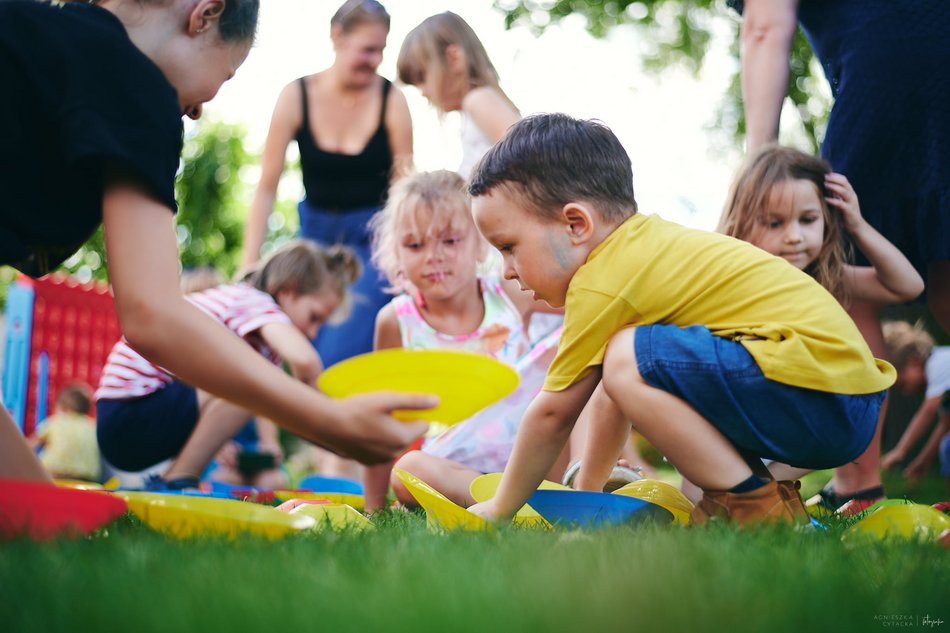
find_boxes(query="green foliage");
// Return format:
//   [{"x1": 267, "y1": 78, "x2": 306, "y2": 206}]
[{"x1": 495, "y1": 0, "x2": 830, "y2": 152}]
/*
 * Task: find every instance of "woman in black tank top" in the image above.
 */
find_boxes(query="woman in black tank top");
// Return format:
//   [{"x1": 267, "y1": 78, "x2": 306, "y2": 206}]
[{"x1": 243, "y1": 0, "x2": 412, "y2": 369}]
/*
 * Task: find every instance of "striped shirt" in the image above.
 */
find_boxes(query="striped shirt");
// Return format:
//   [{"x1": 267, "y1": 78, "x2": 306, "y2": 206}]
[{"x1": 95, "y1": 283, "x2": 291, "y2": 400}]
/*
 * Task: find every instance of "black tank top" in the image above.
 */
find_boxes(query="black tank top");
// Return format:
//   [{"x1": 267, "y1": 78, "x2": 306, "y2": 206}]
[{"x1": 295, "y1": 76, "x2": 393, "y2": 211}]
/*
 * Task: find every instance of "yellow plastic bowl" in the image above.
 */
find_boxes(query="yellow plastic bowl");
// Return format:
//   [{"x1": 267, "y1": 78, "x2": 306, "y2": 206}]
[
  {"x1": 115, "y1": 491, "x2": 315, "y2": 539},
  {"x1": 611, "y1": 479, "x2": 694, "y2": 525},
  {"x1": 394, "y1": 469, "x2": 488, "y2": 532},
  {"x1": 842, "y1": 503, "x2": 950, "y2": 545},
  {"x1": 470, "y1": 472, "x2": 571, "y2": 528},
  {"x1": 318, "y1": 349, "x2": 519, "y2": 424}
]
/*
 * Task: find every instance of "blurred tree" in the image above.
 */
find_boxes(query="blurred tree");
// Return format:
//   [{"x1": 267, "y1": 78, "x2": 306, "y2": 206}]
[{"x1": 494, "y1": 0, "x2": 830, "y2": 153}]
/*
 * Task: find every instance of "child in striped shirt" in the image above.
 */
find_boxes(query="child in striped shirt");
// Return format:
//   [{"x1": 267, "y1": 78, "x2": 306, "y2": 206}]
[{"x1": 96, "y1": 240, "x2": 358, "y2": 489}]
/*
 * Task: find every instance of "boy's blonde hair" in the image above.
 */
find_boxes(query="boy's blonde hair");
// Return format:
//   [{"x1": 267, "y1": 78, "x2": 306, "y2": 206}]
[
  {"x1": 243, "y1": 239, "x2": 361, "y2": 323},
  {"x1": 396, "y1": 12, "x2": 514, "y2": 115},
  {"x1": 719, "y1": 145, "x2": 851, "y2": 303},
  {"x1": 882, "y1": 320, "x2": 936, "y2": 368},
  {"x1": 370, "y1": 170, "x2": 486, "y2": 293}
]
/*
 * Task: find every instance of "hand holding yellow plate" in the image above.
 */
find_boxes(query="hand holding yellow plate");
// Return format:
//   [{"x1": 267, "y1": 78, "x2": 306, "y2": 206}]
[{"x1": 318, "y1": 349, "x2": 519, "y2": 425}]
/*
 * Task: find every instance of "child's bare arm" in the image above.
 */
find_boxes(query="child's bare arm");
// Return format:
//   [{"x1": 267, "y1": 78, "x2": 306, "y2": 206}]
[
  {"x1": 826, "y1": 173, "x2": 925, "y2": 303},
  {"x1": 881, "y1": 394, "x2": 943, "y2": 469},
  {"x1": 258, "y1": 321, "x2": 322, "y2": 386},
  {"x1": 470, "y1": 369, "x2": 601, "y2": 520},
  {"x1": 102, "y1": 181, "x2": 432, "y2": 464},
  {"x1": 462, "y1": 86, "x2": 521, "y2": 143},
  {"x1": 373, "y1": 303, "x2": 403, "y2": 351},
  {"x1": 903, "y1": 409, "x2": 949, "y2": 481}
]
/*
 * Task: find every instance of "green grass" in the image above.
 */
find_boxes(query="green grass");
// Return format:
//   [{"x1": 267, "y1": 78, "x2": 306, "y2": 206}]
[{"x1": 2, "y1": 488, "x2": 949, "y2": 633}]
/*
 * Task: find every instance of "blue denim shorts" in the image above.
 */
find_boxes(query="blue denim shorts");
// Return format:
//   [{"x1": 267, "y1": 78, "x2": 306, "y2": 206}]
[
  {"x1": 96, "y1": 381, "x2": 199, "y2": 472},
  {"x1": 633, "y1": 324, "x2": 886, "y2": 470}
]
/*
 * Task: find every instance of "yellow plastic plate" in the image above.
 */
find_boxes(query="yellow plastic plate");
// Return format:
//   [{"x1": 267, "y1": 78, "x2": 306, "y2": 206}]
[
  {"x1": 612, "y1": 479, "x2": 694, "y2": 525},
  {"x1": 841, "y1": 503, "x2": 950, "y2": 545},
  {"x1": 470, "y1": 472, "x2": 570, "y2": 528},
  {"x1": 53, "y1": 478, "x2": 103, "y2": 490},
  {"x1": 273, "y1": 490, "x2": 365, "y2": 512},
  {"x1": 394, "y1": 469, "x2": 488, "y2": 531},
  {"x1": 318, "y1": 349, "x2": 519, "y2": 425},
  {"x1": 289, "y1": 503, "x2": 374, "y2": 532},
  {"x1": 114, "y1": 491, "x2": 315, "y2": 539}
]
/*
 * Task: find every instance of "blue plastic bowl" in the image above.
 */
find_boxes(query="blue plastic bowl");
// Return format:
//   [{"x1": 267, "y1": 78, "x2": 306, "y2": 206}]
[
  {"x1": 527, "y1": 489, "x2": 673, "y2": 528},
  {"x1": 297, "y1": 475, "x2": 365, "y2": 495}
]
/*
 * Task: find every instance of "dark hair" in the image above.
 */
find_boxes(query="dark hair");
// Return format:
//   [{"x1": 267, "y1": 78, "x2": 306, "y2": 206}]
[
  {"x1": 56, "y1": 382, "x2": 93, "y2": 416},
  {"x1": 331, "y1": 0, "x2": 390, "y2": 34},
  {"x1": 218, "y1": 0, "x2": 260, "y2": 43},
  {"x1": 78, "y1": 0, "x2": 259, "y2": 43},
  {"x1": 468, "y1": 113, "x2": 637, "y2": 222}
]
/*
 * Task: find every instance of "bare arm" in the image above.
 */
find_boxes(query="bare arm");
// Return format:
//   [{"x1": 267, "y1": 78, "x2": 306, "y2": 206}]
[
  {"x1": 739, "y1": 0, "x2": 799, "y2": 151},
  {"x1": 385, "y1": 84, "x2": 414, "y2": 180},
  {"x1": 826, "y1": 173, "x2": 925, "y2": 303},
  {"x1": 257, "y1": 320, "x2": 323, "y2": 386},
  {"x1": 880, "y1": 395, "x2": 943, "y2": 468},
  {"x1": 374, "y1": 303, "x2": 403, "y2": 351},
  {"x1": 903, "y1": 410, "x2": 949, "y2": 480},
  {"x1": 102, "y1": 180, "x2": 432, "y2": 464},
  {"x1": 243, "y1": 81, "x2": 301, "y2": 267},
  {"x1": 470, "y1": 369, "x2": 601, "y2": 519},
  {"x1": 462, "y1": 87, "x2": 521, "y2": 144}
]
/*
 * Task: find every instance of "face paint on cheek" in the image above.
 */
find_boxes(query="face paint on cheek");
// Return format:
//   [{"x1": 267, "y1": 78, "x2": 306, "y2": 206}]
[{"x1": 545, "y1": 233, "x2": 573, "y2": 271}]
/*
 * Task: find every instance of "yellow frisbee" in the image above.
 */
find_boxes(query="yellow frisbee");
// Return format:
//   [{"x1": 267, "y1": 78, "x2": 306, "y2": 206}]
[
  {"x1": 611, "y1": 479, "x2": 693, "y2": 525},
  {"x1": 470, "y1": 472, "x2": 570, "y2": 528},
  {"x1": 115, "y1": 491, "x2": 316, "y2": 540},
  {"x1": 318, "y1": 349, "x2": 519, "y2": 425},
  {"x1": 394, "y1": 469, "x2": 488, "y2": 532}
]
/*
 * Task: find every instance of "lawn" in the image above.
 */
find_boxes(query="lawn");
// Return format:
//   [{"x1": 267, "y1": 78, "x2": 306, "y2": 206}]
[{"x1": 2, "y1": 470, "x2": 948, "y2": 633}]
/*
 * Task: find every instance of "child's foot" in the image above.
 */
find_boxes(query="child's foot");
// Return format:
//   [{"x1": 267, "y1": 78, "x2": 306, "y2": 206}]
[
  {"x1": 691, "y1": 481, "x2": 809, "y2": 526},
  {"x1": 805, "y1": 484, "x2": 884, "y2": 515},
  {"x1": 562, "y1": 461, "x2": 643, "y2": 492}
]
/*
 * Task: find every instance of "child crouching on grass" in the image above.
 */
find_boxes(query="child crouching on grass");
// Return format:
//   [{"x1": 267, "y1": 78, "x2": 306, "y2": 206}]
[{"x1": 466, "y1": 114, "x2": 894, "y2": 525}]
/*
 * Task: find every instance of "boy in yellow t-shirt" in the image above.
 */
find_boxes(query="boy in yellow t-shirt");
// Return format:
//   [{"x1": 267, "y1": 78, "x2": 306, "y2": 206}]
[{"x1": 467, "y1": 114, "x2": 893, "y2": 525}]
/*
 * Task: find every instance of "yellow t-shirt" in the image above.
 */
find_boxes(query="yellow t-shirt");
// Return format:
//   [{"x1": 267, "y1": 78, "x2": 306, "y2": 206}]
[
  {"x1": 37, "y1": 412, "x2": 101, "y2": 481},
  {"x1": 544, "y1": 214, "x2": 895, "y2": 395}
]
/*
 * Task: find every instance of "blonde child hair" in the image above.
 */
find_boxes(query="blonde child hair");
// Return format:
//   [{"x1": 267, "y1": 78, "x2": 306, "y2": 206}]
[
  {"x1": 369, "y1": 170, "x2": 488, "y2": 293},
  {"x1": 396, "y1": 11, "x2": 515, "y2": 115},
  {"x1": 244, "y1": 239, "x2": 361, "y2": 324},
  {"x1": 883, "y1": 320, "x2": 936, "y2": 369},
  {"x1": 719, "y1": 145, "x2": 851, "y2": 302}
]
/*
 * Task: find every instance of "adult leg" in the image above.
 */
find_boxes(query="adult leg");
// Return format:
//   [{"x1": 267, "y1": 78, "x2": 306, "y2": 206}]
[{"x1": 0, "y1": 407, "x2": 51, "y2": 482}]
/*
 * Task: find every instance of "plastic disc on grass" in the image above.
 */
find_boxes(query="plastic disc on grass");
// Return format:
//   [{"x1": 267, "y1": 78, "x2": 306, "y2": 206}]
[
  {"x1": 273, "y1": 490, "x2": 365, "y2": 512},
  {"x1": 318, "y1": 349, "x2": 519, "y2": 425},
  {"x1": 527, "y1": 489, "x2": 673, "y2": 528},
  {"x1": 115, "y1": 491, "x2": 315, "y2": 539},
  {"x1": 611, "y1": 479, "x2": 694, "y2": 525},
  {"x1": 288, "y1": 504, "x2": 374, "y2": 532},
  {"x1": 470, "y1": 472, "x2": 569, "y2": 528},
  {"x1": 394, "y1": 469, "x2": 488, "y2": 531},
  {"x1": 841, "y1": 504, "x2": 950, "y2": 545},
  {"x1": 0, "y1": 479, "x2": 127, "y2": 541}
]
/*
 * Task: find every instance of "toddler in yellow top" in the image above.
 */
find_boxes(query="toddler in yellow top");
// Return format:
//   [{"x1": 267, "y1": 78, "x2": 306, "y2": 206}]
[
  {"x1": 30, "y1": 383, "x2": 100, "y2": 482},
  {"x1": 467, "y1": 113, "x2": 894, "y2": 525}
]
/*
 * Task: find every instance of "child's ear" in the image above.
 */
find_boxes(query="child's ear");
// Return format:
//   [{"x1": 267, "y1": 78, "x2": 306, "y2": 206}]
[
  {"x1": 445, "y1": 44, "x2": 466, "y2": 73},
  {"x1": 189, "y1": 0, "x2": 225, "y2": 37},
  {"x1": 560, "y1": 203, "x2": 595, "y2": 244}
]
